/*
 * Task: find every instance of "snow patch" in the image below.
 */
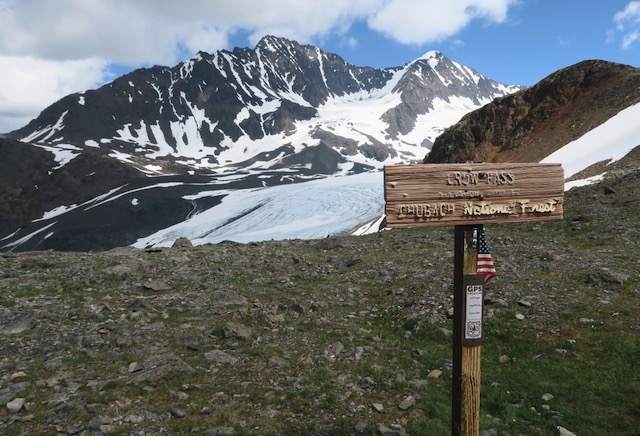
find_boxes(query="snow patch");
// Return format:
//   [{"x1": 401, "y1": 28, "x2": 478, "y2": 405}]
[
  {"x1": 34, "y1": 143, "x2": 81, "y2": 170},
  {"x1": 542, "y1": 102, "x2": 640, "y2": 180},
  {"x1": 144, "y1": 164, "x2": 163, "y2": 173},
  {"x1": 21, "y1": 110, "x2": 68, "y2": 143},
  {"x1": 565, "y1": 174, "x2": 605, "y2": 191},
  {"x1": 35, "y1": 204, "x2": 78, "y2": 221},
  {"x1": 2, "y1": 222, "x2": 57, "y2": 250}
]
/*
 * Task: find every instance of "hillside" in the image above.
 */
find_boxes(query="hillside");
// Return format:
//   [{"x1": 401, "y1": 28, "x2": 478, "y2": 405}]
[
  {"x1": 425, "y1": 60, "x2": 640, "y2": 164},
  {"x1": 1, "y1": 164, "x2": 639, "y2": 435},
  {"x1": 0, "y1": 137, "x2": 146, "y2": 242}
]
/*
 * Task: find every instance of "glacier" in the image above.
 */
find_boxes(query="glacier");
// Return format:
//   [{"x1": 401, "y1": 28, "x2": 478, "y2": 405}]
[{"x1": 135, "y1": 102, "x2": 640, "y2": 248}]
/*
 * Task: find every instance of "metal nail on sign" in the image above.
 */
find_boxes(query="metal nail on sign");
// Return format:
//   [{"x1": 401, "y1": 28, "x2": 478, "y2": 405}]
[{"x1": 384, "y1": 163, "x2": 564, "y2": 227}]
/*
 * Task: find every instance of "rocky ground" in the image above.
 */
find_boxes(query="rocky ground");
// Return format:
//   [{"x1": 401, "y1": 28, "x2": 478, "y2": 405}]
[{"x1": 1, "y1": 166, "x2": 639, "y2": 435}]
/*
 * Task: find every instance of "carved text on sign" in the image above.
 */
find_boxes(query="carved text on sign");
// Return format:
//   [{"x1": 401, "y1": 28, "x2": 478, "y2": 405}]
[
  {"x1": 519, "y1": 199, "x2": 559, "y2": 213},
  {"x1": 446, "y1": 171, "x2": 515, "y2": 186},
  {"x1": 384, "y1": 163, "x2": 564, "y2": 227},
  {"x1": 398, "y1": 199, "x2": 561, "y2": 219},
  {"x1": 462, "y1": 202, "x2": 514, "y2": 216},
  {"x1": 461, "y1": 199, "x2": 560, "y2": 216},
  {"x1": 438, "y1": 189, "x2": 523, "y2": 199},
  {"x1": 398, "y1": 203, "x2": 455, "y2": 218}
]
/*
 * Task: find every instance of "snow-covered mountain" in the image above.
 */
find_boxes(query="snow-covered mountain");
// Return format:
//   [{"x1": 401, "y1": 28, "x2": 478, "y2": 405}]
[
  {"x1": 1, "y1": 36, "x2": 523, "y2": 252},
  {"x1": 6, "y1": 41, "x2": 638, "y2": 253},
  {"x1": 6, "y1": 97, "x2": 638, "y2": 253},
  {"x1": 110, "y1": 101, "x2": 640, "y2": 249},
  {"x1": 425, "y1": 60, "x2": 640, "y2": 165},
  {"x1": 9, "y1": 35, "x2": 518, "y2": 176},
  {"x1": 136, "y1": 98, "x2": 640, "y2": 248}
]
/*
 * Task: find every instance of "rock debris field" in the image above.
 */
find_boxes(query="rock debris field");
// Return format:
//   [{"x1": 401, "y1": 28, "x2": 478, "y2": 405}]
[{"x1": 1, "y1": 169, "x2": 640, "y2": 435}]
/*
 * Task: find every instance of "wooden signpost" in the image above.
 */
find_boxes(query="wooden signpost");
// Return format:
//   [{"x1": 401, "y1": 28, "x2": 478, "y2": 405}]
[{"x1": 383, "y1": 162, "x2": 564, "y2": 436}]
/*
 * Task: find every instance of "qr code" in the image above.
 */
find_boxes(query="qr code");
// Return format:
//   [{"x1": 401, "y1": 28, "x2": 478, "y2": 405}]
[{"x1": 465, "y1": 321, "x2": 482, "y2": 339}]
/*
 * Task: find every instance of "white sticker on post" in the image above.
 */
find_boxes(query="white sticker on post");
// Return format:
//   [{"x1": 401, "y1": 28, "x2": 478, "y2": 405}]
[{"x1": 465, "y1": 283, "x2": 483, "y2": 342}]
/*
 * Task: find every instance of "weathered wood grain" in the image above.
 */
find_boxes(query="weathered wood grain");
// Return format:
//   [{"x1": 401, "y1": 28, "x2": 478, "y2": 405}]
[{"x1": 384, "y1": 163, "x2": 564, "y2": 227}]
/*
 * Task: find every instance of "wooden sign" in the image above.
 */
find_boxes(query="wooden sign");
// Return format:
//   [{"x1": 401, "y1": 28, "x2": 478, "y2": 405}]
[
  {"x1": 383, "y1": 162, "x2": 565, "y2": 435},
  {"x1": 384, "y1": 163, "x2": 564, "y2": 227}
]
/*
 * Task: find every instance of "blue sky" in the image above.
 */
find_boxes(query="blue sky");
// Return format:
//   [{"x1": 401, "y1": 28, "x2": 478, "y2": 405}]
[
  {"x1": 1, "y1": 0, "x2": 639, "y2": 133},
  {"x1": 236, "y1": 0, "x2": 637, "y2": 86}
]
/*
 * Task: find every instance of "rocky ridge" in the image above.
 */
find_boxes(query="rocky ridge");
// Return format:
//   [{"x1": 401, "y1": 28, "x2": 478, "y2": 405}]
[{"x1": 425, "y1": 60, "x2": 640, "y2": 164}]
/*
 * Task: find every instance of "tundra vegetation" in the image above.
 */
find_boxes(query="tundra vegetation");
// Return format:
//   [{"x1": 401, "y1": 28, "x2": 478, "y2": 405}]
[{"x1": 1, "y1": 169, "x2": 639, "y2": 435}]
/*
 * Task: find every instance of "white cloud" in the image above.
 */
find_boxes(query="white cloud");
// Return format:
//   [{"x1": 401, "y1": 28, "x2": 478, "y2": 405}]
[
  {"x1": 0, "y1": 0, "x2": 387, "y2": 64},
  {"x1": 0, "y1": 0, "x2": 517, "y2": 64},
  {"x1": 613, "y1": 1, "x2": 640, "y2": 49},
  {"x1": 0, "y1": 55, "x2": 107, "y2": 133},
  {"x1": 622, "y1": 30, "x2": 640, "y2": 48},
  {"x1": 346, "y1": 37, "x2": 360, "y2": 49},
  {"x1": 368, "y1": 0, "x2": 515, "y2": 45},
  {"x1": 0, "y1": 0, "x2": 517, "y2": 133}
]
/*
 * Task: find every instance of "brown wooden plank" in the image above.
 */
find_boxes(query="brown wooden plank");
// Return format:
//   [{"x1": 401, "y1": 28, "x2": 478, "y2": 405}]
[{"x1": 384, "y1": 163, "x2": 564, "y2": 227}]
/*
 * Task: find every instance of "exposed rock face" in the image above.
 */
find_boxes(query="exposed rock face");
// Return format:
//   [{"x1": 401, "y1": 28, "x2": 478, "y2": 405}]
[
  {"x1": 0, "y1": 137, "x2": 145, "y2": 236},
  {"x1": 425, "y1": 60, "x2": 640, "y2": 163}
]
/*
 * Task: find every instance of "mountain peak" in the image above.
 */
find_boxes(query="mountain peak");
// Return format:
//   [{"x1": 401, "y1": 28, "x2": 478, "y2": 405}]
[
  {"x1": 415, "y1": 50, "x2": 444, "y2": 66},
  {"x1": 255, "y1": 34, "x2": 298, "y2": 52}
]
